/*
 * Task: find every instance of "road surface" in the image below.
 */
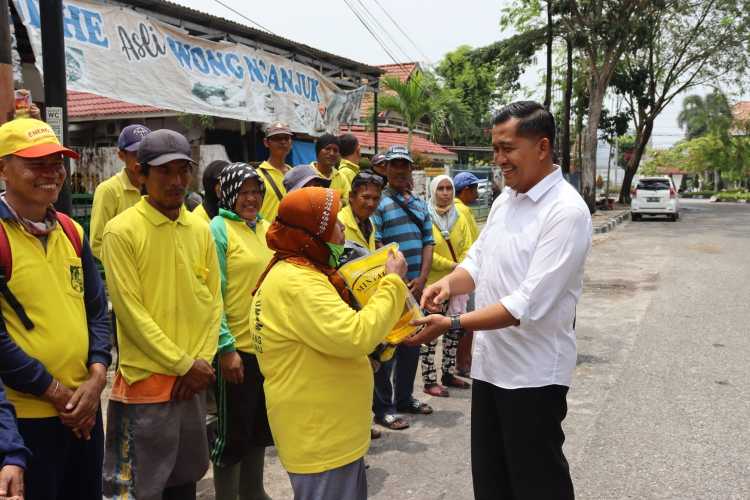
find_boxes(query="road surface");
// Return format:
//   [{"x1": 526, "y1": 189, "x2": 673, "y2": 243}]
[{"x1": 198, "y1": 199, "x2": 750, "y2": 499}]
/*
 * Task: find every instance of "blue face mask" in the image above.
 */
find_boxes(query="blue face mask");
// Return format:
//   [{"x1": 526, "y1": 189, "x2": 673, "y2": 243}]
[{"x1": 325, "y1": 242, "x2": 346, "y2": 268}]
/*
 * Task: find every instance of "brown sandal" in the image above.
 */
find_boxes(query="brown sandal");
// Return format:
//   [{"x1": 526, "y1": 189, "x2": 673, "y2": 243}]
[
  {"x1": 375, "y1": 414, "x2": 410, "y2": 430},
  {"x1": 442, "y1": 375, "x2": 471, "y2": 389},
  {"x1": 423, "y1": 383, "x2": 450, "y2": 397}
]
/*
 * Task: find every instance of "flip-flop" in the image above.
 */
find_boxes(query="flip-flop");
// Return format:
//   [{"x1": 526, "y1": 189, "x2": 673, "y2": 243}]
[{"x1": 375, "y1": 414, "x2": 410, "y2": 430}]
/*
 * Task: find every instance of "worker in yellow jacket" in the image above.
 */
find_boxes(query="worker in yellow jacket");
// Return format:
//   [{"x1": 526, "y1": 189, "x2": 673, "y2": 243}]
[
  {"x1": 209, "y1": 163, "x2": 274, "y2": 500},
  {"x1": 257, "y1": 123, "x2": 294, "y2": 222},
  {"x1": 251, "y1": 188, "x2": 407, "y2": 500},
  {"x1": 101, "y1": 130, "x2": 222, "y2": 498},
  {"x1": 453, "y1": 171, "x2": 481, "y2": 243},
  {"x1": 421, "y1": 175, "x2": 473, "y2": 398},
  {"x1": 89, "y1": 124, "x2": 150, "y2": 259},
  {"x1": 331, "y1": 133, "x2": 361, "y2": 204},
  {"x1": 337, "y1": 170, "x2": 384, "y2": 252},
  {"x1": 452, "y1": 172, "x2": 482, "y2": 376}
]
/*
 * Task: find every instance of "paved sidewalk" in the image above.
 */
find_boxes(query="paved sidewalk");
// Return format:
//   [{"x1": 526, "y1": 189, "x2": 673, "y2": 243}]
[{"x1": 591, "y1": 208, "x2": 630, "y2": 234}]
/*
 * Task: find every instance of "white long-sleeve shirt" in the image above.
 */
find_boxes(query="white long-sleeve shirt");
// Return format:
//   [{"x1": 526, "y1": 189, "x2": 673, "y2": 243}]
[{"x1": 460, "y1": 167, "x2": 592, "y2": 389}]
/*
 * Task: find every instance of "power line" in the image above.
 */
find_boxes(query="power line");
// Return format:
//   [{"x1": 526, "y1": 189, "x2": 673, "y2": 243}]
[
  {"x1": 342, "y1": 0, "x2": 404, "y2": 69},
  {"x1": 212, "y1": 0, "x2": 274, "y2": 34},
  {"x1": 354, "y1": 0, "x2": 415, "y2": 64},
  {"x1": 371, "y1": 0, "x2": 431, "y2": 64}
]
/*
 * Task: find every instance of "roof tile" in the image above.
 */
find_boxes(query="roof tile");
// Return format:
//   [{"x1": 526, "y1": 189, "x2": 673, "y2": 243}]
[{"x1": 68, "y1": 90, "x2": 165, "y2": 118}]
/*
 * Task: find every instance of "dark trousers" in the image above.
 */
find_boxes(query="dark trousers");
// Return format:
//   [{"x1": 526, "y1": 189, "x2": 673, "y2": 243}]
[
  {"x1": 373, "y1": 344, "x2": 421, "y2": 417},
  {"x1": 471, "y1": 380, "x2": 574, "y2": 500},
  {"x1": 16, "y1": 411, "x2": 104, "y2": 500}
]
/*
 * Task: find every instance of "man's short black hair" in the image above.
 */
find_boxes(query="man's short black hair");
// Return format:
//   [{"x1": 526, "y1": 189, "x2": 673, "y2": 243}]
[
  {"x1": 493, "y1": 101, "x2": 555, "y2": 148},
  {"x1": 338, "y1": 134, "x2": 359, "y2": 157},
  {"x1": 315, "y1": 134, "x2": 340, "y2": 155}
]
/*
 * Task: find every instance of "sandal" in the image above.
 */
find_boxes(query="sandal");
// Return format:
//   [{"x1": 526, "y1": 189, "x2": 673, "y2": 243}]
[
  {"x1": 375, "y1": 414, "x2": 410, "y2": 430},
  {"x1": 397, "y1": 399, "x2": 434, "y2": 415},
  {"x1": 371, "y1": 427, "x2": 382, "y2": 439},
  {"x1": 423, "y1": 383, "x2": 450, "y2": 397},
  {"x1": 442, "y1": 375, "x2": 471, "y2": 389}
]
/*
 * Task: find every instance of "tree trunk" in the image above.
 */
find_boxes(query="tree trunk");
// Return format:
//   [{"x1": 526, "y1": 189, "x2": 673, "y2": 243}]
[
  {"x1": 561, "y1": 37, "x2": 573, "y2": 175},
  {"x1": 582, "y1": 81, "x2": 606, "y2": 213},
  {"x1": 544, "y1": 0, "x2": 553, "y2": 109},
  {"x1": 619, "y1": 119, "x2": 654, "y2": 203},
  {"x1": 407, "y1": 128, "x2": 413, "y2": 151}
]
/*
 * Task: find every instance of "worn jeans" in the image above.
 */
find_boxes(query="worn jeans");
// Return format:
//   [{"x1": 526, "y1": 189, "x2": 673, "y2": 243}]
[{"x1": 373, "y1": 343, "x2": 421, "y2": 418}]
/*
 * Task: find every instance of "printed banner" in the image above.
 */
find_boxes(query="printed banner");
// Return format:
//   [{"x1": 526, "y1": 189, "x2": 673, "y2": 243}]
[{"x1": 12, "y1": 0, "x2": 367, "y2": 135}]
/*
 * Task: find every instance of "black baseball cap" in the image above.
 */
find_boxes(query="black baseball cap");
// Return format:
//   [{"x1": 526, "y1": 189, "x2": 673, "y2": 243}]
[{"x1": 137, "y1": 129, "x2": 194, "y2": 166}]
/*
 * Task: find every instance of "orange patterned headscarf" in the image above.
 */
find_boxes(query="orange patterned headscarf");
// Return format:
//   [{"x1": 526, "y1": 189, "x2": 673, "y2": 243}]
[{"x1": 254, "y1": 187, "x2": 354, "y2": 306}]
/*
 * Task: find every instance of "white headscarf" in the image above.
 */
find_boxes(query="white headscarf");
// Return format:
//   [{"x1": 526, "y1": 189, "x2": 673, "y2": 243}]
[{"x1": 428, "y1": 175, "x2": 458, "y2": 237}]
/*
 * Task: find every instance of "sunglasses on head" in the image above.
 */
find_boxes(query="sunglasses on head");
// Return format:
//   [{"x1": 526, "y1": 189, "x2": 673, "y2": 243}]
[{"x1": 352, "y1": 170, "x2": 385, "y2": 189}]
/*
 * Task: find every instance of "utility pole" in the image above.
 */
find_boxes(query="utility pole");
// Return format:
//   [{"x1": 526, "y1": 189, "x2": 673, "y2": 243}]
[
  {"x1": 41, "y1": 0, "x2": 72, "y2": 214},
  {"x1": 0, "y1": 0, "x2": 14, "y2": 125},
  {"x1": 372, "y1": 81, "x2": 379, "y2": 154}
]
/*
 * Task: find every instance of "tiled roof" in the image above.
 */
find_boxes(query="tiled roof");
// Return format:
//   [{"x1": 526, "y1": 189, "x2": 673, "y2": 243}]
[
  {"x1": 343, "y1": 125, "x2": 456, "y2": 157},
  {"x1": 68, "y1": 91, "x2": 167, "y2": 119},
  {"x1": 360, "y1": 62, "x2": 420, "y2": 118},
  {"x1": 377, "y1": 62, "x2": 419, "y2": 83},
  {"x1": 732, "y1": 101, "x2": 750, "y2": 121}
]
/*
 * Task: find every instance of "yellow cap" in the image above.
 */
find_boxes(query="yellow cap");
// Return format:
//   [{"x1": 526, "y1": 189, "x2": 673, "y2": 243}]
[{"x1": 0, "y1": 118, "x2": 79, "y2": 160}]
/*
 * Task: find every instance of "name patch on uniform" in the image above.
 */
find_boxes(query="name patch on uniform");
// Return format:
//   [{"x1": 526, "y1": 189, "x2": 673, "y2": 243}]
[{"x1": 70, "y1": 265, "x2": 84, "y2": 293}]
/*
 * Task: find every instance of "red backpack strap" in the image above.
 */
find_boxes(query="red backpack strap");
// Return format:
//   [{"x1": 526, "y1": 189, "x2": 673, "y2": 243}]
[
  {"x1": 0, "y1": 222, "x2": 12, "y2": 281},
  {"x1": 0, "y1": 221, "x2": 34, "y2": 330},
  {"x1": 56, "y1": 213, "x2": 83, "y2": 257}
]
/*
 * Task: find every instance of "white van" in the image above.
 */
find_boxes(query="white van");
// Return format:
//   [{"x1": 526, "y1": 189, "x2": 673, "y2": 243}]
[{"x1": 631, "y1": 176, "x2": 680, "y2": 221}]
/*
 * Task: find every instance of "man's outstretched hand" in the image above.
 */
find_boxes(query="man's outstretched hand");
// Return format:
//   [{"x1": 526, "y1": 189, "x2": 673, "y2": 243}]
[
  {"x1": 403, "y1": 314, "x2": 451, "y2": 346},
  {"x1": 420, "y1": 280, "x2": 451, "y2": 313}
]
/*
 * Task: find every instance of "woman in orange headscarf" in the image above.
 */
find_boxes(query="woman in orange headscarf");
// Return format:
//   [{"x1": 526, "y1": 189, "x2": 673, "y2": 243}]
[{"x1": 250, "y1": 187, "x2": 407, "y2": 499}]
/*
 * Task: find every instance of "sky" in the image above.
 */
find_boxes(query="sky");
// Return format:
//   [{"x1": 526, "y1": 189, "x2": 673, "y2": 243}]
[{"x1": 170, "y1": 0, "x2": 744, "y2": 151}]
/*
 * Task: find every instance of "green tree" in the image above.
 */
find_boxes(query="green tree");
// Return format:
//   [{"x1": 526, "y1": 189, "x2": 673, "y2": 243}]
[
  {"x1": 436, "y1": 45, "x2": 497, "y2": 144},
  {"x1": 558, "y1": 0, "x2": 663, "y2": 211},
  {"x1": 611, "y1": 0, "x2": 750, "y2": 203},
  {"x1": 677, "y1": 92, "x2": 733, "y2": 140},
  {"x1": 376, "y1": 71, "x2": 470, "y2": 149}
]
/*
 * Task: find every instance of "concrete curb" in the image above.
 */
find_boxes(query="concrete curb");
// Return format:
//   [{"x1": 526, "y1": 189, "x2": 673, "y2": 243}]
[{"x1": 593, "y1": 211, "x2": 631, "y2": 234}]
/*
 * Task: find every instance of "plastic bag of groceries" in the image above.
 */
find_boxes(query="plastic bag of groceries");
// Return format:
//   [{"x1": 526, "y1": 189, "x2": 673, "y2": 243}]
[{"x1": 337, "y1": 243, "x2": 423, "y2": 362}]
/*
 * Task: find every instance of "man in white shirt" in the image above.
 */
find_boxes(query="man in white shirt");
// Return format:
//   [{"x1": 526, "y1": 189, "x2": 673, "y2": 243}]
[{"x1": 408, "y1": 101, "x2": 592, "y2": 499}]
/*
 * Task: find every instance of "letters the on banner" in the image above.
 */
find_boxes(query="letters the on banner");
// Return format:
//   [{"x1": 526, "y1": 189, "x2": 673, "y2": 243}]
[{"x1": 13, "y1": 0, "x2": 366, "y2": 135}]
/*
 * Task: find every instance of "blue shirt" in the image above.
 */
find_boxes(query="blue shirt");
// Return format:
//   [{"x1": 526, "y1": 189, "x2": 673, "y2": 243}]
[{"x1": 373, "y1": 189, "x2": 435, "y2": 280}]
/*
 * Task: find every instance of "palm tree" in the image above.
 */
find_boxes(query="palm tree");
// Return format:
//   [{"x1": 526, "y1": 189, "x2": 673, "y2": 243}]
[
  {"x1": 377, "y1": 71, "x2": 470, "y2": 149},
  {"x1": 377, "y1": 72, "x2": 433, "y2": 149},
  {"x1": 677, "y1": 91, "x2": 732, "y2": 140}
]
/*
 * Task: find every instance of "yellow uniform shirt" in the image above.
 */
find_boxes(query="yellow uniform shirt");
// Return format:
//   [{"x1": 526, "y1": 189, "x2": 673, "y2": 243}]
[
  {"x1": 90, "y1": 169, "x2": 141, "y2": 259},
  {"x1": 210, "y1": 213, "x2": 273, "y2": 354},
  {"x1": 338, "y1": 204, "x2": 376, "y2": 252},
  {"x1": 330, "y1": 158, "x2": 360, "y2": 204},
  {"x1": 455, "y1": 198, "x2": 480, "y2": 243},
  {"x1": 101, "y1": 198, "x2": 222, "y2": 385},
  {"x1": 251, "y1": 262, "x2": 407, "y2": 474},
  {"x1": 191, "y1": 203, "x2": 211, "y2": 224},
  {"x1": 257, "y1": 161, "x2": 289, "y2": 222},
  {"x1": 428, "y1": 211, "x2": 473, "y2": 285},
  {"x1": 1, "y1": 220, "x2": 89, "y2": 417}
]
